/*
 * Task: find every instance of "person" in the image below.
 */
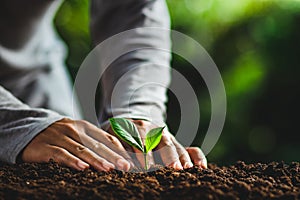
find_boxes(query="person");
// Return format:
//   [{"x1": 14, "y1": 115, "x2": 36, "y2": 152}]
[{"x1": 0, "y1": 0, "x2": 207, "y2": 171}]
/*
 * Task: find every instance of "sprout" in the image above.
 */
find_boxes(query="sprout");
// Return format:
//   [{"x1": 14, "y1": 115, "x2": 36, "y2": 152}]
[{"x1": 109, "y1": 118, "x2": 164, "y2": 171}]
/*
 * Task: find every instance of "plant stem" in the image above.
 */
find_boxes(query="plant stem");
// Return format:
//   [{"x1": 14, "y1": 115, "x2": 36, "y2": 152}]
[{"x1": 143, "y1": 153, "x2": 148, "y2": 171}]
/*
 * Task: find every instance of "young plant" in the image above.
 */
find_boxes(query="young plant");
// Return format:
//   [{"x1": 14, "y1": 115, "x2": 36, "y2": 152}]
[{"x1": 109, "y1": 118, "x2": 165, "y2": 171}]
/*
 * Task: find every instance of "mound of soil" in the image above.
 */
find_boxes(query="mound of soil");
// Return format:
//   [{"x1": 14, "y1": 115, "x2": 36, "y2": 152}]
[{"x1": 0, "y1": 161, "x2": 299, "y2": 200}]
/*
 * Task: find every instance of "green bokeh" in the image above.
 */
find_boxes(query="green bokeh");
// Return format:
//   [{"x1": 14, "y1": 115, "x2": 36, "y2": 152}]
[{"x1": 54, "y1": 0, "x2": 300, "y2": 164}]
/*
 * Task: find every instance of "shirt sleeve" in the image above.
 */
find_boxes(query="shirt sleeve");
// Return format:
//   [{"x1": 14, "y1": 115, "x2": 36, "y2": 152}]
[
  {"x1": 0, "y1": 85, "x2": 64, "y2": 163},
  {"x1": 90, "y1": 0, "x2": 172, "y2": 128}
]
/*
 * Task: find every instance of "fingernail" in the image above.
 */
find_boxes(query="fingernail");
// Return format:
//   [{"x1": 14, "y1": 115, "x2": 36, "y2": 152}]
[
  {"x1": 197, "y1": 161, "x2": 207, "y2": 169},
  {"x1": 202, "y1": 161, "x2": 208, "y2": 169},
  {"x1": 103, "y1": 162, "x2": 115, "y2": 171},
  {"x1": 77, "y1": 161, "x2": 89, "y2": 170},
  {"x1": 184, "y1": 162, "x2": 193, "y2": 169},
  {"x1": 95, "y1": 163, "x2": 107, "y2": 171},
  {"x1": 117, "y1": 159, "x2": 130, "y2": 171},
  {"x1": 173, "y1": 161, "x2": 183, "y2": 170}
]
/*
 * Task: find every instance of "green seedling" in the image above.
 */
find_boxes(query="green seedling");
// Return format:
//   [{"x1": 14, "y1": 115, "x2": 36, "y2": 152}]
[{"x1": 109, "y1": 118, "x2": 165, "y2": 171}]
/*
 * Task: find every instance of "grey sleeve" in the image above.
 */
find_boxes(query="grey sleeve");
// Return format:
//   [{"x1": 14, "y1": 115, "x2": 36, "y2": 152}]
[
  {"x1": 90, "y1": 0, "x2": 172, "y2": 127},
  {"x1": 0, "y1": 85, "x2": 64, "y2": 163}
]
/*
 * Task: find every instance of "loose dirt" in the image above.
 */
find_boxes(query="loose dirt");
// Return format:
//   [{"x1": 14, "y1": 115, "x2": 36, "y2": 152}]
[{"x1": 0, "y1": 161, "x2": 299, "y2": 200}]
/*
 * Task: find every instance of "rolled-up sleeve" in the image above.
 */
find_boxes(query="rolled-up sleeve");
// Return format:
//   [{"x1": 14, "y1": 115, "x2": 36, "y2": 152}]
[{"x1": 90, "y1": 0, "x2": 172, "y2": 127}]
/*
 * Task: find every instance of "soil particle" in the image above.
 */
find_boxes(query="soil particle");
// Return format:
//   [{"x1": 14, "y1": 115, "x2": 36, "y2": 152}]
[{"x1": 0, "y1": 161, "x2": 299, "y2": 200}]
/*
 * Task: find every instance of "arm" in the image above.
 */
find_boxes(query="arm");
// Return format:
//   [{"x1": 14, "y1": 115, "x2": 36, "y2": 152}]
[
  {"x1": 0, "y1": 85, "x2": 63, "y2": 163},
  {"x1": 0, "y1": 85, "x2": 132, "y2": 171},
  {"x1": 90, "y1": 0, "x2": 171, "y2": 125},
  {"x1": 90, "y1": 0, "x2": 207, "y2": 169},
  {"x1": 0, "y1": 0, "x2": 132, "y2": 171}
]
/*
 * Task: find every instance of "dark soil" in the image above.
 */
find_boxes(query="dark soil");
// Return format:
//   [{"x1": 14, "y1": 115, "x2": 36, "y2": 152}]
[{"x1": 0, "y1": 161, "x2": 299, "y2": 200}]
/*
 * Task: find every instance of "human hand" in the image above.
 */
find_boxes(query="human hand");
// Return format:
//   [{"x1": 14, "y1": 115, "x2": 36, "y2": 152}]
[
  {"x1": 109, "y1": 119, "x2": 207, "y2": 170},
  {"x1": 21, "y1": 118, "x2": 132, "y2": 171}
]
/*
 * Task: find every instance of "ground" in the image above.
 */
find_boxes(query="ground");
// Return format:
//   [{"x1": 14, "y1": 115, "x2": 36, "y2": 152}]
[{"x1": 0, "y1": 161, "x2": 299, "y2": 200}]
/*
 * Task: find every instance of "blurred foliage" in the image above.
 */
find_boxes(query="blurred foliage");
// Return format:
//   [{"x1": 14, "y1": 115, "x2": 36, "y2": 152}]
[
  {"x1": 54, "y1": 0, "x2": 90, "y2": 79},
  {"x1": 54, "y1": 0, "x2": 300, "y2": 165}
]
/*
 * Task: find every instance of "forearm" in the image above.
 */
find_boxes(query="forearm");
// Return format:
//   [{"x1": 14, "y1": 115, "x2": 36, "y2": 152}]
[
  {"x1": 0, "y1": 85, "x2": 63, "y2": 163},
  {"x1": 90, "y1": 0, "x2": 171, "y2": 126}
]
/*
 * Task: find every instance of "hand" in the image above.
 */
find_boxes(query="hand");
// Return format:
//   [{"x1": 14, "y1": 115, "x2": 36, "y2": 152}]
[
  {"x1": 109, "y1": 119, "x2": 207, "y2": 170},
  {"x1": 21, "y1": 118, "x2": 132, "y2": 171}
]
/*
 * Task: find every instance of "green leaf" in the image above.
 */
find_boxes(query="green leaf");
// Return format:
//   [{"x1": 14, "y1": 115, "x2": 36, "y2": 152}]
[
  {"x1": 145, "y1": 126, "x2": 165, "y2": 153},
  {"x1": 109, "y1": 118, "x2": 144, "y2": 152}
]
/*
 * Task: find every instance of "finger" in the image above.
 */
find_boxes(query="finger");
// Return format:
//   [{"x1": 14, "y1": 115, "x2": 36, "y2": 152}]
[
  {"x1": 186, "y1": 147, "x2": 207, "y2": 169},
  {"x1": 47, "y1": 145, "x2": 90, "y2": 171},
  {"x1": 170, "y1": 136, "x2": 193, "y2": 169},
  {"x1": 58, "y1": 122, "x2": 132, "y2": 171},
  {"x1": 115, "y1": 139, "x2": 138, "y2": 168},
  {"x1": 155, "y1": 132, "x2": 183, "y2": 170},
  {"x1": 73, "y1": 134, "x2": 130, "y2": 171},
  {"x1": 89, "y1": 129, "x2": 131, "y2": 164},
  {"x1": 41, "y1": 128, "x2": 116, "y2": 171},
  {"x1": 85, "y1": 125, "x2": 134, "y2": 167},
  {"x1": 22, "y1": 141, "x2": 90, "y2": 171},
  {"x1": 90, "y1": 142, "x2": 130, "y2": 171},
  {"x1": 51, "y1": 135, "x2": 115, "y2": 171}
]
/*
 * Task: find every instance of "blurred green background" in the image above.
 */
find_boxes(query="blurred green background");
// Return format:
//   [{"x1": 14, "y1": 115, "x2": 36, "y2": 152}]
[{"x1": 54, "y1": 0, "x2": 300, "y2": 165}]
